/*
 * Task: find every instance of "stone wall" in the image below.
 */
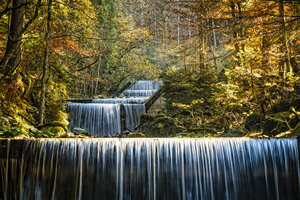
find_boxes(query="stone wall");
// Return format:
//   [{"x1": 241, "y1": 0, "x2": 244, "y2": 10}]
[{"x1": 146, "y1": 94, "x2": 166, "y2": 114}]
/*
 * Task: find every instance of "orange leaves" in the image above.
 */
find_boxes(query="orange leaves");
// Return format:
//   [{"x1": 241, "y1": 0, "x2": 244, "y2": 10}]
[
  {"x1": 30, "y1": 74, "x2": 39, "y2": 79},
  {"x1": 72, "y1": 71, "x2": 105, "y2": 82},
  {"x1": 51, "y1": 37, "x2": 94, "y2": 56},
  {"x1": 53, "y1": 47, "x2": 65, "y2": 56}
]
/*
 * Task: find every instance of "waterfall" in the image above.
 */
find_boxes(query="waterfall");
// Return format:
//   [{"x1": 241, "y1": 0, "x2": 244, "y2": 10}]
[
  {"x1": 65, "y1": 80, "x2": 162, "y2": 136},
  {"x1": 92, "y1": 97, "x2": 148, "y2": 104},
  {"x1": 66, "y1": 103, "x2": 121, "y2": 137},
  {"x1": 123, "y1": 89, "x2": 158, "y2": 97},
  {"x1": 124, "y1": 104, "x2": 146, "y2": 132},
  {"x1": 122, "y1": 80, "x2": 162, "y2": 97},
  {"x1": 128, "y1": 80, "x2": 162, "y2": 90},
  {"x1": 1, "y1": 138, "x2": 299, "y2": 200}
]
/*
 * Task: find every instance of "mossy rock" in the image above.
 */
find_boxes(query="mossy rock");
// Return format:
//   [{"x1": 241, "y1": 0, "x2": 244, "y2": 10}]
[
  {"x1": 127, "y1": 132, "x2": 146, "y2": 137},
  {"x1": 222, "y1": 127, "x2": 247, "y2": 137},
  {"x1": 47, "y1": 126, "x2": 65, "y2": 135},
  {"x1": 94, "y1": 94, "x2": 107, "y2": 99},
  {"x1": 263, "y1": 111, "x2": 299, "y2": 136},
  {"x1": 245, "y1": 113, "x2": 261, "y2": 131},
  {"x1": 138, "y1": 113, "x2": 182, "y2": 137},
  {"x1": 291, "y1": 122, "x2": 300, "y2": 136}
]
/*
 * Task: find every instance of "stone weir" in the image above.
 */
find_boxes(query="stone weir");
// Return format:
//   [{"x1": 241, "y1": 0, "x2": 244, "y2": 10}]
[
  {"x1": 65, "y1": 80, "x2": 163, "y2": 137},
  {"x1": 0, "y1": 138, "x2": 299, "y2": 200}
]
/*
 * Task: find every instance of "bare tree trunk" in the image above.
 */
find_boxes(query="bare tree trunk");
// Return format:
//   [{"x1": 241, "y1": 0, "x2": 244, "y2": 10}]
[
  {"x1": 198, "y1": 17, "x2": 205, "y2": 70},
  {"x1": 230, "y1": 1, "x2": 240, "y2": 68},
  {"x1": 212, "y1": 18, "x2": 217, "y2": 48},
  {"x1": 0, "y1": 0, "x2": 24, "y2": 81},
  {"x1": 39, "y1": 0, "x2": 52, "y2": 126},
  {"x1": 94, "y1": 55, "x2": 101, "y2": 95},
  {"x1": 177, "y1": 16, "x2": 180, "y2": 45},
  {"x1": 278, "y1": 0, "x2": 292, "y2": 82},
  {"x1": 176, "y1": 0, "x2": 180, "y2": 45},
  {"x1": 237, "y1": 1, "x2": 245, "y2": 67}
]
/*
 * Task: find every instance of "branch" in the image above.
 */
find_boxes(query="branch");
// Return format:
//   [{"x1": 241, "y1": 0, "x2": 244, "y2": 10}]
[
  {"x1": 50, "y1": 34, "x2": 143, "y2": 44},
  {"x1": 19, "y1": 0, "x2": 42, "y2": 38},
  {"x1": 76, "y1": 56, "x2": 99, "y2": 72}
]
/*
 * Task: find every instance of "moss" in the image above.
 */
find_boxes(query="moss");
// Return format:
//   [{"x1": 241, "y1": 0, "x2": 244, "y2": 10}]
[
  {"x1": 291, "y1": 122, "x2": 300, "y2": 136},
  {"x1": 127, "y1": 132, "x2": 146, "y2": 137},
  {"x1": 138, "y1": 113, "x2": 183, "y2": 137},
  {"x1": 221, "y1": 127, "x2": 247, "y2": 137},
  {"x1": 263, "y1": 111, "x2": 299, "y2": 136},
  {"x1": 245, "y1": 113, "x2": 261, "y2": 131},
  {"x1": 94, "y1": 94, "x2": 107, "y2": 99}
]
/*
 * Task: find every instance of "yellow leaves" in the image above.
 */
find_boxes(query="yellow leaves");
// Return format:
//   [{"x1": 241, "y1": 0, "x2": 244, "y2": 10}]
[
  {"x1": 224, "y1": 44, "x2": 234, "y2": 51},
  {"x1": 172, "y1": 99, "x2": 204, "y2": 110},
  {"x1": 114, "y1": 14, "x2": 150, "y2": 43}
]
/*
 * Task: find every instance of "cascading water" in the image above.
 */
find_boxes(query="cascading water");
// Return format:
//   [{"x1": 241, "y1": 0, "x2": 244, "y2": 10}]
[
  {"x1": 124, "y1": 104, "x2": 146, "y2": 132},
  {"x1": 122, "y1": 89, "x2": 158, "y2": 97},
  {"x1": 127, "y1": 80, "x2": 162, "y2": 90},
  {"x1": 92, "y1": 97, "x2": 148, "y2": 104},
  {"x1": 66, "y1": 103, "x2": 121, "y2": 137},
  {"x1": 1, "y1": 138, "x2": 299, "y2": 200},
  {"x1": 122, "y1": 80, "x2": 162, "y2": 98},
  {"x1": 66, "y1": 81, "x2": 162, "y2": 136}
]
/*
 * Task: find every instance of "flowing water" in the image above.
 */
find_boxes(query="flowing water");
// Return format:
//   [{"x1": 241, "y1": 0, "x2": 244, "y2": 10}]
[
  {"x1": 122, "y1": 81, "x2": 162, "y2": 98},
  {"x1": 66, "y1": 103, "x2": 121, "y2": 137},
  {"x1": 92, "y1": 97, "x2": 148, "y2": 104},
  {"x1": 66, "y1": 81, "x2": 162, "y2": 136},
  {"x1": 124, "y1": 104, "x2": 146, "y2": 132},
  {"x1": 1, "y1": 138, "x2": 299, "y2": 200}
]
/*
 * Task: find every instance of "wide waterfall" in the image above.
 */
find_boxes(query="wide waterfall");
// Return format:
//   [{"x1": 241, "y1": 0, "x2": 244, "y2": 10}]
[
  {"x1": 1, "y1": 138, "x2": 299, "y2": 200},
  {"x1": 66, "y1": 80, "x2": 162, "y2": 136}
]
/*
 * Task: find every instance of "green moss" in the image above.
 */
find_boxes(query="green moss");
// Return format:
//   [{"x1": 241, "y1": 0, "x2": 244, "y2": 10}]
[
  {"x1": 127, "y1": 132, "x2": 146, "y2": 137},
  {"x1": 291, "y1": 122, "x2": 300, "y2": 136},
  {"x1": 138, "y1": 113, "x2": 183, "y2": 137},
  {"x1": 263, "y1": 110, "x2": 299, "y2": 136}
]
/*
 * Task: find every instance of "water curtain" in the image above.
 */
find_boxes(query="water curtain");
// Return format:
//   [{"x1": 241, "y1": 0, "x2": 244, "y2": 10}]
[
  {"x1": 66, "y1": 103, "x2": 121, "y2": 137},
  {"x1": 1, "y1": 138, "x2": 299, "y2": 200},
  {"x1": 66, "y1": 81, "x2": 162, "y2": 136}
]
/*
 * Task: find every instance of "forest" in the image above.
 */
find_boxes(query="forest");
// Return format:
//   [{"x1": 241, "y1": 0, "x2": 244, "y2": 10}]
[{"x1": 0, "y1": 0, "x2": 299, "y2": 138}]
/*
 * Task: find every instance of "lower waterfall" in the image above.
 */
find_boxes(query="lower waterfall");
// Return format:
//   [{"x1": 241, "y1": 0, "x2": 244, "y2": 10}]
[{"x1": 1, "y1": 138, "x2": 299, "y2": 200}]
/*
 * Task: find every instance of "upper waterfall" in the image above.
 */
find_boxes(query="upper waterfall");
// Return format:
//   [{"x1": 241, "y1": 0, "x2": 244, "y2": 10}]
[{"x1": 66, "y1": 80, "x2": 162, "y2": 136}]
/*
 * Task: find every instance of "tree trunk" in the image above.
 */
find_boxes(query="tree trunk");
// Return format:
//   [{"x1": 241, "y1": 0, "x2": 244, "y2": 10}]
[
  {"x1": 237, "y1": 1, "x2": 245, "y2": 67},
  {"x1": 230, "y1": 1, "x2": 240, "y2": 68},
  {"x1": 39, "y1": 0, "x2": 52, "y2": 126},
  {"x1": 278, "y1": 0, "x2": 292, "y2": 82},
  {"x1": 0, "y1": 0, "x2": 24, "y2": 81}
]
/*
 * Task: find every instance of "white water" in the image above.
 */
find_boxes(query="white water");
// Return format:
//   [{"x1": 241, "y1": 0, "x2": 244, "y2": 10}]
[
  {"x1": 1, "y1": 138, "x2": 299, "y2": 200},
  {"x1": 66, "y1": 103, "x2": 121, "y2": 137},
  {"x1": 124, "y1": 104, "x2": 146, "y2": 132},
  {"x1": 92, "y1": 97, "x2": 148, "y2": 104},
  {"x1": 122, "y1": 80, "x2": 162, "y2": 97},
  {"x1": 123, "y1": 89, "x2": 158, "y2": 97},
  {"x1": 66, "y1": 81, "x2": 162, "y2": 136}
]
